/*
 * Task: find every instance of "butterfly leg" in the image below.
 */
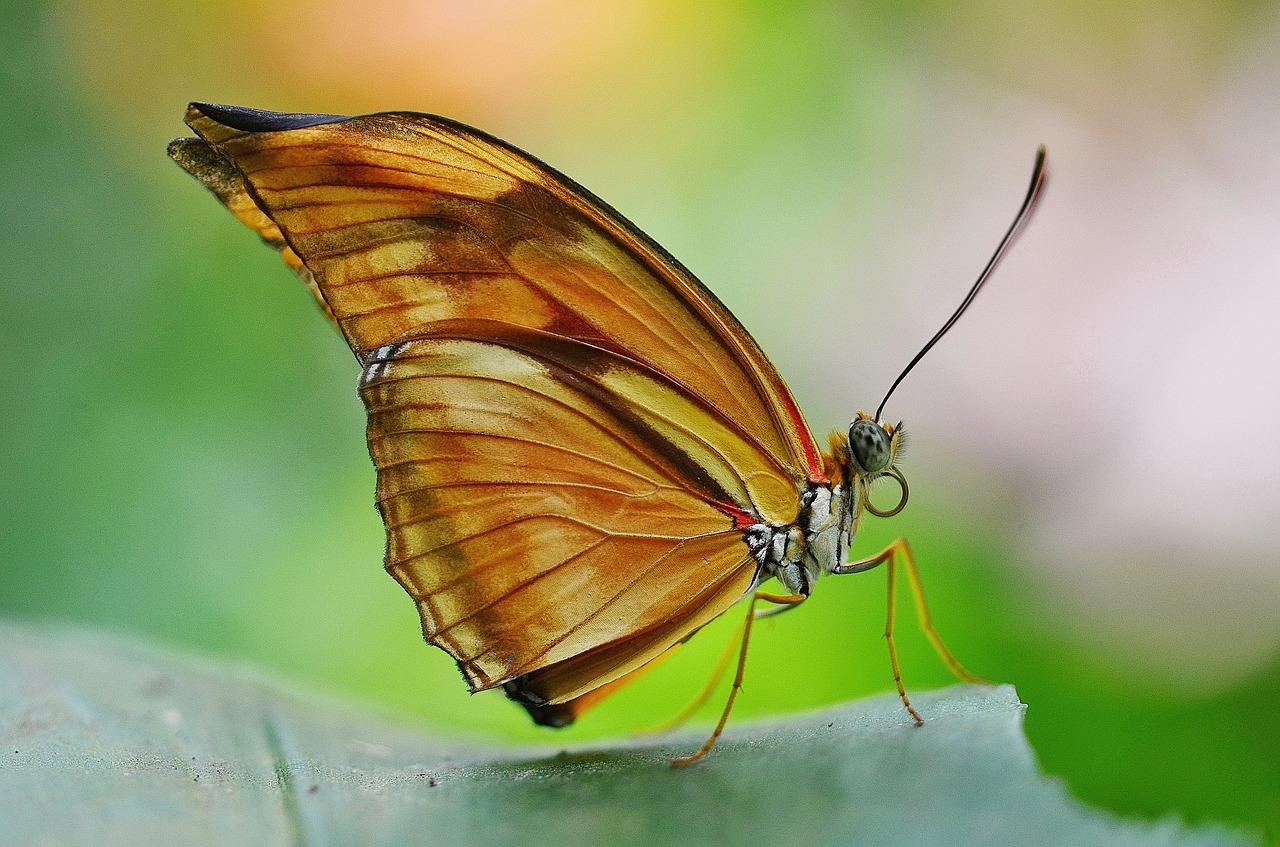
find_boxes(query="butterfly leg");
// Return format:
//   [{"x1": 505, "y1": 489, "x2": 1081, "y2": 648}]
[
  {"x1": 833, "y1": 537, "x2": 985, "y2": 725},
  {"x1": 650, "y1": 588, "x2": 809, "y2": 736},
  {"x1": 670, "y1": 590, "x2": 806, "y2": 767},
  {"x1": 644, "y1": 615, "x2": 747, "y2": 736}
]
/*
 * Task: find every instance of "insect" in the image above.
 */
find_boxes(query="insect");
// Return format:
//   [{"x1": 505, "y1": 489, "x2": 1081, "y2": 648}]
[{"x1": 169, "y1": 103, "x2": 1046, "y2": 764}]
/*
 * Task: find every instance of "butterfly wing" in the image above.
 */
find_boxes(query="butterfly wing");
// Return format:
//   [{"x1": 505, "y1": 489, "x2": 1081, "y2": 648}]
[
  {"x1": 362, "y1": 324, "x2": 765, "y2": 720},
  {"x1": 170, "y1": 103, "x2": 826, "y2": 720},
  {"x1": 168, "y1": 133, "x2": 335, "y2": 324}
]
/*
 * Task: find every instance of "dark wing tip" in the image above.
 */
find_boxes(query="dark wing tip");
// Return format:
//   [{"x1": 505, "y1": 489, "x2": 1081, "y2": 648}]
[
  {"x1": 166, "y1": 135, "x2": 220, "y2": 180},
  {"x1": 165, "y1": 136, "x2": 199, "y2": 162},
  {"x1": 185, "y1": 101, "x2": 350, "y2": 133},
  {"x1": 165, "y1": 135, "x2": 244, "y2": 199}
]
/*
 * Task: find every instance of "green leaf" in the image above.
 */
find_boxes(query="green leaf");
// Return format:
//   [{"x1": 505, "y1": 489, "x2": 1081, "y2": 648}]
[{"x1": 0, "y1": 622, "x2": 1257, "y2": 847}]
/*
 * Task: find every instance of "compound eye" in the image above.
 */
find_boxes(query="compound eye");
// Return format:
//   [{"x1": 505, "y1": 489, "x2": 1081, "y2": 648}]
[{"x1": 849, "y1": 419, "x2": 891, "y2": 473}]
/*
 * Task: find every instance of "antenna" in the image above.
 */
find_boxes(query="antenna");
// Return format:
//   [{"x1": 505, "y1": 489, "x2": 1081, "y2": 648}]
[{"x1": 874, "y1": 146, "x2": 1048, "y2": 421}]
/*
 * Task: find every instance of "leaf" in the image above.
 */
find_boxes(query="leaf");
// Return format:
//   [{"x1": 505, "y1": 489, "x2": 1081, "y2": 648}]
[{"x1": 0, "y1": 622, "x2": 1257, "y2": 847}]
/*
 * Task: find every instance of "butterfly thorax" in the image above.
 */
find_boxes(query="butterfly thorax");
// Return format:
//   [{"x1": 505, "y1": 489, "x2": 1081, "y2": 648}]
[
  {"x1": 744, "y1": 476, "x2": 855, "y2": 597},
  {"x1": 744, "y1": 423, "x2": 891, "y2": 595}
]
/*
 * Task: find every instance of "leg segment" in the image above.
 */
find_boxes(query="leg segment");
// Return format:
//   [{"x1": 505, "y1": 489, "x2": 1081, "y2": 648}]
[
  {"x1": 644, "y1": 615, "x2": 747, "y2": 736},
  {"x1": 670, "y1": 591, "x2": 806, "y2": 767},
  {"x1": 833, "y1": 537, "x2": 984, "y2": 724}
]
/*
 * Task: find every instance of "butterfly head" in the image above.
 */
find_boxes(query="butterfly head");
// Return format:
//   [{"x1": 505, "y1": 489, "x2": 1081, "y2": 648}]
[
  {"x1": 847, "y1": 412, "x2": 908, "y2": 518},
  {"x1": 839, "y1": 145, "x2": 1047, "y2": 523}
]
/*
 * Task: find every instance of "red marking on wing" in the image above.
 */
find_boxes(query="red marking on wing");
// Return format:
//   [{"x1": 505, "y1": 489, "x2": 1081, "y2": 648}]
[{"x1": 717, "y1": 501, "x2": 758, "y2": 531}]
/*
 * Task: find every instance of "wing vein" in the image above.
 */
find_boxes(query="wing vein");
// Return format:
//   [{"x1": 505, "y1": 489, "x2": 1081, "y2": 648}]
[
  {"x1": 376, "y1": 478, "x2": 678, "y2": 506},
  {"x1": 469, "y1": 537, "x2": 750, "y2": 677}
]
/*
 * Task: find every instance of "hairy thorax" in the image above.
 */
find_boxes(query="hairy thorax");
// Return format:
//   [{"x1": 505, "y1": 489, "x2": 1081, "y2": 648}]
[{"x1": 743, "y1": 478, "x2": 855, "y2": 596}]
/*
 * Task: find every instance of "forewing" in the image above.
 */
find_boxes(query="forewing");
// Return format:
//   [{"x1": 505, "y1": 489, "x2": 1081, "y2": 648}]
[
  {"x1": 171, "y1": 102, "x2": 825, "y2": 491},
  {"x1": 167, "y1": 136, "x2": 334, "y2": 323},
  {"x1": 362, "y1": 325, "x2": 764, "y2": 693}
]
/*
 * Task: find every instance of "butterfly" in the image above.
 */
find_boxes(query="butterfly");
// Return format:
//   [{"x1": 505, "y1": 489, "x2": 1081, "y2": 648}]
[{"x1": 169, "y1": 102, "x2": 1046, "y2": 764}]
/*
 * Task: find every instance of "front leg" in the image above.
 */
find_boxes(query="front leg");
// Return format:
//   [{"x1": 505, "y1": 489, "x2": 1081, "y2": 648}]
[
  {"x1": 834, "y1": 537, "x2": 985, "y2": 724},
  {"x1": 670, "y1": 590, "x2": 806, "y2": 767}
]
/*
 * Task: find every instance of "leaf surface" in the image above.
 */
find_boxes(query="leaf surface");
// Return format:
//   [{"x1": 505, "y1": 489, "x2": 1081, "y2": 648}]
[{"x1": 0, "y1": 622, "x2": 1257, "y2": 847}]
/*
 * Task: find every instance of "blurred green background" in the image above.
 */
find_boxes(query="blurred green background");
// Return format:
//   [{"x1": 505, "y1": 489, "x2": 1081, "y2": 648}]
[{"x1": 3, "y1": 0, "x2": 1277, "y2": 838}]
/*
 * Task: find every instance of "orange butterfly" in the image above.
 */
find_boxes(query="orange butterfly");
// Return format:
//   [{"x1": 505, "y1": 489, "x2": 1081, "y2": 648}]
[{"x1": 169, "y1": 103, "x2": 1046, "y2": 764}]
